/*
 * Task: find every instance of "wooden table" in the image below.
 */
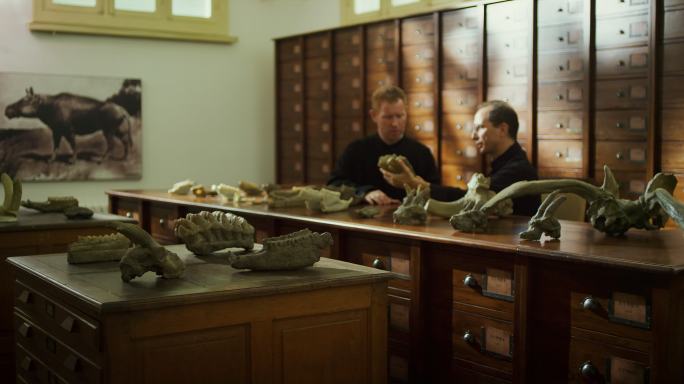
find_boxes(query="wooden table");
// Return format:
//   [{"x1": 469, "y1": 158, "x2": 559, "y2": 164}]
[
  {"x1": 0, "y1": 208, "x2": 136, "y2": 382},
  {"x1": 107, "y1": 189, "x2": 684, "y2": 384},
  {"x1": 8, "y1": 246, "x2": 393, "y2": 384}
]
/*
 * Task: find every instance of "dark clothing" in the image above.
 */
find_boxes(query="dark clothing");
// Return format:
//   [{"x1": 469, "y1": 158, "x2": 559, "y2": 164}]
[
  {"x1": 327, "y1": 134, "x2": 440, "y2": 200},
  {"x1": 432, "y1": 142, "x2": 540, "y2": 216}
]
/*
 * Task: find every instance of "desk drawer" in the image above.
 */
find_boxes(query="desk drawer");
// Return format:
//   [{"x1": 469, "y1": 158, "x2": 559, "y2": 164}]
[
  {"x1": 595, "y1": 78, "x2": 648, "y2": 110},
  {"x1": 597, "y1": 0, "x2": 649, "y2": 17},
  {"x1": 538, "y1": 81, "x2": 584, "y2": 110},
  {"x1": 442, "y1": 113, "x2": 475, "y2": 141},
  {"x1": 537, "y1": 0, "x2": 584, "y2": 26},
  {"x1": 537, "y1": 23, "x2": 583, "y2": 52},
  {"x1": 442, "y1": 62, "x2": 480, "y2": 89},
  {"x1": 347, "y1": 235, "x2": 413, "y2": 294},
  {"x1": 305, "y1": 78, "x2": 331, "y2": 99},
  {"x1": 487, "y1": 31, "x2": 529, "y2": 59},
  {"x1": 15, "y1": 281, "x2": 100, "y2": 353},
  {"x1": 441, "y1": 164, "x2": 477, "y2": 189},
  {"x1": 452, "y1": 265, "x2": 514, "y2": 320},
  {"x1": 366, "y1": 48, "x2": 396, "y2": 73},
  {"x1": 441, "y1": 137, "x2": 480, "y2": 167},
  {"x1": 452, "y1": 310, "x2": 513, "y2": 376},
  {"x1": 569, "y1": 337, "x2": 650, "y2": 384},
  {"x1": 597, "y1": 46, "x2": 649, "y2": 78},
  {"x1": 366, "y1": 22, "x2": 396, "y2": 49},
  {"x1": 277, "y1": 38, "x2": 302, "y2": 62},
  {"x1": 305, "y1": 33, "x2": 330, "y2": 58},
  {"x1": 335, "y1": 53, "x2": 361, "y2": 75},
  {"x1": 596, "y1": 14, "x2": 649, "y2": 48},
  {"x1": 113, "y1": 198, "x2": 141, "y2": 223},
  {"x1": 537, "y1": 140, "x2": 583, "y2": 169},
  {"x1": 538, "y1": 51, "x2": 585, "y2": 82},
  {"x1": 442, "y1": 8, "x2": 480, "y2": 38},
  {"x1": 595, "y1": 141, "x2": 647, "y2": 171},
  {"x1": 401, "y1": 16, "x2": 435, "y2": 46},
  {"x1": 486, "y1": 1, "x2": 528, "y2": 32},
  {"x1": 366, "y1": 72, "x2": 395, "y2": 94},
  {"x1": 488, "y1": 58, "x2": 528, "y2": 85},
  {"x1": 305, "y1": 57, "x2": 331, "y2": 78},
  {"x1": 402, "y1": 44, "x2": 435, "y2": 69},
  {"x1": 402, "y1": 68, "x2": 435, "y2": 92},
  {"x1": 16, "y1": 343, "x2": 68, "y2": 384},
  {"x1": 407, "y1": 116, "x2": 437, "y2": 141},
  {"x1": 278, "y1": 60, "x2": 302, "y2": 80},
  {"x1": 406, "y1": 92, "x2": 435, "y2": 116},
  {"x1": 537, "y1": 111, "x2": 583, "y2": 139},
  {"x1": 149, "y1": 203, "x2": 180, "y2": 244},
  {"x1": 334, "y1": 28, "x2": 361, "y2": 54},
  {"x1": 442, "y1": 36, "x2": 480, "y2": 60},
  {"x1": 486, "y1": 85, "x2": 528, "y2": 111},
  {"x1": 595, "y1": 110, "x2": 647, "y2": 140},
  {"x1": 442, "y1": 89, "x2": 479, "y2": 113}
]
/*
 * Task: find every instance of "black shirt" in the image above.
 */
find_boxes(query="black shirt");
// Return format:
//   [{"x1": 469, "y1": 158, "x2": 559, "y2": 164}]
[{"x1": 327, "y1": 134, "x2": 440, "y2": 200}]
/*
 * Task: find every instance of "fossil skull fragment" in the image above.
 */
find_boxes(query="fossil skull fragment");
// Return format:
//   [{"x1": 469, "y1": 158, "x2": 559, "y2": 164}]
[
  {"x1": 393, "y1": 185, "x2": 430, "y2": 225},
  {"x1": 174, "y1": 211, "x2": 255, "y2": 255}
]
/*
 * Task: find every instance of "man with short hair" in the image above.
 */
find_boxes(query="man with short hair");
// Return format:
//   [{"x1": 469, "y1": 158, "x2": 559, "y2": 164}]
[
  {"x1": 327, "y1": 85, "x2": 441, "y2": 205},
  {"x1": 382, "y1": 100, "x2": 540, "y2": 216}
]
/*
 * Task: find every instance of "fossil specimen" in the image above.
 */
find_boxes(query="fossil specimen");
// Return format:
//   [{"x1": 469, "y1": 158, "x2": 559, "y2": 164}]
[
  {"x1": 215, "y1": 183, "x2": 243, "y2": 201},
  {"x1": 378, "y1": 154, "x2": 414, "y2": 174},
  {"x1": 393, "y1": 185, "x2": 430, "y2": 225},
  {"x1": 174, "y1": 211, "x2": 255, "y2": 256},
  {"x1": 67, "y1": 233, "x2": 131, "y2": 264},
  {"x1": 323, "y1": 184, "x2": 364, "y2": 206},
  {"x1": 654, "y1": 188, "x2": 684, "y2": 230},
  {"x1": 230, "y1": 229, "x2": 333, "y2": 271},
  {"x1": 239, "y1": 181, "x2": 265, "y2": 196},
  {"x1": 168, "y1": 179, "x2": 194, "y2": 195},
  {"x1": 450, "y1": 165, "x2": 680, "y2": 237},
  {"x1": 426, "y1": 173, "x2": 512, "y2": 218},
  {"x1": 0, "y1": 173, "x2": 22, "y2": 223},
  {"x1": 191, "y1": 184, "x2": 208, "y2": 197},
  {"x1": 269, "y1": 188, "x2": 307, "y2": 208},
  {"x1": 64, "y1": 206, "x2": 94, "y2": 219},
  {"x1": 304, "y1": 188, "x2": 353, "y2": 213},
  {"x1": 519, "y1": 190, "x2": 567, "y2": 241},
  {"x1": 111, "y1": 222, "x2": 185, "y2": 282},
  {"x1": 22, "y1": 196, "x2": 78, "y2": 213},
  {"x1": 355, "y1": 206, "x2": 381, "y2": 218}
]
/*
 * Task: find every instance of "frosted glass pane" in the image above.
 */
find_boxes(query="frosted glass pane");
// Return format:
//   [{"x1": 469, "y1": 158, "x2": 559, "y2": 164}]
[
  {"x1": 52, "y1": 0, "x2": 96, "y2": 7},
  {"x1": 172, "y1": 0, "x2": 212, "y2": 18},
  {"x1": 391, "y1": 0, "x2": 420, "y2": 5},
  {"x1": 354, "y1": 0, "x2": 380, "y2": 14},
  {"x1": 115, "y1": 0, "x2": 156, "y2": 13}
]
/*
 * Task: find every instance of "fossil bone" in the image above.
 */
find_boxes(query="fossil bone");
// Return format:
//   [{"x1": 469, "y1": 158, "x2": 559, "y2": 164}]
[
  {"x1": 0, "y1": 173, "x2": 22, "y2": 222},
  {"x1": 653, "y1": 188, "x2": 684, "y2": 230},
  {"x1": 519, "y1": 190, "x2": 567, "y2": 241},
  {"x1": 239, "y1": 181, "x2": 265, "y2": 196},
  {"x1": 355, "y1": 206, "x2": 381, "y2": 219},
  {"x1": 174, "y1": 211, "x2": 255, "y2": 256},
  {"x1": 168, "y1": 179, "x2": 194, "y2": 195},
  {"x1": 111, "y1": 222, "x2": 185, "y2": 282},
  {"x1": 230, "y1": 229, "x2": 333, "y2": 271},
  {"x1": 22, "y1": 196, "x2": 78, "y2": 213},
  {"x1": 64, "y1": 206, "x2": 94, "y2": 219},
  {"x1": 303, "y1": 188, "x2": 353, "y2": 213},
  {"x1": 269, "y1": 188, "x2": 306, "y2": 208},
  {"x1": 215, "y1": 183, "x2": 244, "y2": 201},
  {"x1": 378, "y1": 154, "x2": 414, "y2": 174},
  {"x1": 426, "y1": 173, "x2": 512, "y2": 218},
  {"x1": 393, "y1": 185, "x2": 430, "y2": 225},
  {"x1": 67, "y1": 233, "x2": 131, "y2": 264},
  {"x1": 191, "y1": 184, "x2": 208, "y2": 197}
]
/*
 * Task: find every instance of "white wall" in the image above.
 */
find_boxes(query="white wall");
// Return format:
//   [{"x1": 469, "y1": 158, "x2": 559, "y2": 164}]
[{"x1": 0, "y1": 0, "x2": 340, "y2": 208}]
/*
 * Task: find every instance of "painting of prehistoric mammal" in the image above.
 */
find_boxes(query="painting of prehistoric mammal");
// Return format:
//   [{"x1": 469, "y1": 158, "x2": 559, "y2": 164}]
[{"x1": 0, "y1": 72, "x2": 142, "y2": 181}]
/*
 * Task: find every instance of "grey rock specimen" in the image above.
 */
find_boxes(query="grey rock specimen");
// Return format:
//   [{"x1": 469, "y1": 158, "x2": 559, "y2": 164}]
[
  {"x1": 519, "y1": 190, "x2": 567, "y2": 241},
  {"x1": 64, "y1": 206, "x2": 94, "y2": 219},
  {"x1": 393, "y1": 185, "x2": 430, "y2": 225},
  {"x1": 67, "y1": 233, "x2": 131, "y2": 264},
  {"x1": 426, "y1": 173, "x2": 512, "y2": 218},
  {"x1": 174, "y1": 211, "x2": 255, "y2": 256},
  {"x1": 111, "y1": 222, "x2": 185, "y2": 282},
  {"x1": 378, "y1": 154, "x2": 414, "y2": 174},
  {"x1": 355, "y1": 206, "x2": 381, "y2": 218},
  {"x1": 230, "y1": 229, "x2": 333, "y2": 271},
  {"x1": 0, "y1": 173, "x2": 21, "y2": 223},
  {"x1": 22, "y1": 196, "x2": 78, "y2": 213}
]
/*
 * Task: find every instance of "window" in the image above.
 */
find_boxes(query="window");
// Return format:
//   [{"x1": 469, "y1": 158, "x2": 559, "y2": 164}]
[
  {"x1": 30, "y1": 0, "x2": 236, "y2": 43},
  {"x1": 341, "y1": 0, "x2": 470, "y2": 25}
]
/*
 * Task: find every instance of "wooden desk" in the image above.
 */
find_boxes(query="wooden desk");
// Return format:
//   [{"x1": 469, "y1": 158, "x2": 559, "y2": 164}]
[
  {"x1": 0, "y1": 209, "x2": 136, "y2": 383},
  {"x1": 107, "y1": 189, "x2": 684, "y2": 384},
  {"x1": 8, "y1": 246, "x2": 392, "y2": 384}
]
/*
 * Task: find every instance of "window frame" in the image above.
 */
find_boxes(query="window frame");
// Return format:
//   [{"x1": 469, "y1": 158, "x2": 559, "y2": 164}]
[{"x1": 341, "y1": 0, "x2": 473, "y2": 25}]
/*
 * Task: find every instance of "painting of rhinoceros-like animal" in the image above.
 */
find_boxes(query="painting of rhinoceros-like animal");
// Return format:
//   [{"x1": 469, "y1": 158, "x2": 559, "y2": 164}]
[{"x1": 0, "y1": 72, "x2": 142, "y2": 181}]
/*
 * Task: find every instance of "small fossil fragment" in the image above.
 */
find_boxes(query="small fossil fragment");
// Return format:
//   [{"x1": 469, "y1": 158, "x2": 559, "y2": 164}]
[{"x1": 168, "y1": 179, "x2": 194, "y2": 195}]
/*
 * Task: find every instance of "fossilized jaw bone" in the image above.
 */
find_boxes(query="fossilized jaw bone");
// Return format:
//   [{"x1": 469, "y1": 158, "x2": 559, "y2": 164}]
[
  {"x1": 230, "y1": 229, "x2": 333, "y2": 271},
  {"x1": 174, "y1": 211, "x2": 255, "y2": 256},
  {"x1": 393, "y1": 185, "x2": 430, "y2": 225},
  {"x1": 67, "y1": 233, "x2": 131, "y2": 264},
  {"x1": 426, "y1": 173, "x2": 512, "y2": 218},
  {"x1": 22, "y1": 196, "x2": 78, "y2": 213},
  {"x1": 0, "y1": 173, "x2": 22, "y2": 222},
  {"x1": 520, "y1": 190, "x2": 567, "y2": 241},
  {"x1": 111, "y1": 222, "x2": 185, "y2": 282},
  {"x1": 168, "y1": 179, "x2": 194, "y2": 195}
]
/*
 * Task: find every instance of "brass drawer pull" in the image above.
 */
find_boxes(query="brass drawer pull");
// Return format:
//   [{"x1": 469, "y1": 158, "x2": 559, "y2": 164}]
[
  {"x1": 581, "y1": 296, "x2": 600, "y2": 311},
  {"x1": 371, "y1": 258, "x2": 386, "y2": 270},
  {"x1": 159, "y1": 218, "x2": 165, "y2": 226},
  {"x1": 616, "y1": 152, "x2": 624, "y2": 160},
  {"x1": 579, "y1": 360, "x2": 601, "y2": 381},
  {"x1": 125, "y1": 212, "x2": 133, "y2": 218},
  {"x1": 463, "y1": 274, "x2": 478, "y2": 288},
  {"x1": 463, "y1": 330, "x2": 476, "y2": 344}
]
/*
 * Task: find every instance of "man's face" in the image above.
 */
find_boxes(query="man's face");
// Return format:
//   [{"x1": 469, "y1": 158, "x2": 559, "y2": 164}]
[
  {"x1": 371, "y1": 100, "x2": 407, "y2": 145},
  {"x1": 472, "y1": 106, "x2": 505, "y2": 155}
]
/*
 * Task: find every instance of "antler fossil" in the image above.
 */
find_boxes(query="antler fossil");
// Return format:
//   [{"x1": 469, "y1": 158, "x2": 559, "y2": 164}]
[
  {"x1": 230, "y1": 229, "x2": 333, "y2": 270},
  {"x1": 393, "y1": 185, "x2": 430, "y2": 225},
  {"x1": 0, "y1": 173, "x2": 21, "y2": 222},
  {"x1": 174, "y1": 211, "x2": 255, "y2": 255},
  {"x1": 519, "y1": 190, "x2": 567, "y2": 241},
  {"x1": 654, "y1": 188, "x2": 684, "y2": 230},
  {"x1": 426, "y1": 173, "x2": 512, "y2": 218}
]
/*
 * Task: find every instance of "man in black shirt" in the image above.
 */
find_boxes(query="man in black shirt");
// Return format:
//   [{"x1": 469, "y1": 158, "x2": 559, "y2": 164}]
[
  {"x1": 327, "y1": 85, "x2": 441, "y2": 205},
  {"x1": 382, "y1": 100, "x2": 540, "y2": 216}
]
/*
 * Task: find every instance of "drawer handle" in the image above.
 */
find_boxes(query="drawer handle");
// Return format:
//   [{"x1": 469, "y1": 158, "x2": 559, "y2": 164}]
[
  {"x1": 18, "y1": 290, "x2": 31, "y2": 304},
  {"x1": 556, "y1": 94, "x2": 564, "y2": 101},
  {"x1": 557, "y1": 7, "x2": 564, "y2": 12},
  {"x1": 377, "y1": 58, "x2": 385, "y2": 64},
  {"x1": 616, "y1": 90, "x2": 626, "y2": 98},
  {"x1": 579, "y1": 360, "x2": 601, "y2": 381},
  {"x1": 618, "y1": 60, "x2": 626, "y2": 67},
  {"x1": 456, "y1": 149, "x2": 463, "y2": 156},
  {"x1": 159, "y1": 218, "x2": 165, "y2": 226},
  {"x1": 616, "y1": 152, "x2": 624, "y2": 160},
  {"x1": 21, "y1": 356, "x2": 34, "y2": 372},
  {"x1": 456, "y1": 123, "x2": 463, "y2": 130},
  {"x1": 456, "y1": 175, "x2": 463, "y2": 181},
  {"x1": 61, "y1": 316, "x2": 75, "y2": 333},
  {"x1": 64, "y1": 354, "x2": 80, "y2": 372},
  {"x1": 414, "y1": 101, "x2": 422, "y2": 107},
  {"x1": 463, "y1": 330, "x2": 476, "y2": 344},
  {"x1": 414, "y1": 125, "x2": 422, "y2": 131},
  {"x1": 463, "y1": 274, "x2": 479, "y2": 288},
  {"x1": 616, "y1": 122, "x2": 624, "y2": 129},
  {"x1": 558, "y1": 65, "x2": 565, "y2": 71},
  {"x1": 619, "y1": 29, "x2": 625, "y2": 35},
  {"x1": 125, "y1": 212, "x2": 133, "y2": 218},
  {"x1": 555, "y1": 151, "x2": 563, "y2": 158},
  {"x1": 556, "y1": 123, "x2": 564, "y2": 129},
  {"x1": 558, "y1": 36, "x2": 564, "y2": 42},
  {"x1": 415, "y1": 28, "x2": 422, "y2": 35},
  {"x1": 581, "y1": 296, "x2": 600, "y2": 311},
  {"x1": 503, "y1": 97, "x2": 510, "y2": 102},
  {"x1": 19, "y1": 322, "x2": 32, "y2": 338},
  {"x1": 45, "y1": 302, "x2": 55, "y2": 317},
  {"x1": 372, "y1": 258, "x2": 386, "y2": 270}
]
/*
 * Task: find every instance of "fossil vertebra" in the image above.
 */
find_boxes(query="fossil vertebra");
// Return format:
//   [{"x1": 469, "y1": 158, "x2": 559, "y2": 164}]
[
  {"x1": 378, "y1": 154, "x2": 414, "y2": 174},
  {"x1": 426, "y1": 173, "x2": 512, "y2": 218},
  {"x1": 519, "y1": 190, "x2": 567, "y2": 241},
  {"x1": 230, "y1": 229, "x2": 333, "y2": 271},
  {"x1": 67, "y1": 233, "x2": 131, "y2": 264},
  {"x1": 0, "y1": 173, "x2": 22, "y2": 223},
  {"x1": 22, "y1": 196, "x2": 79, "y2": 213},
  {"x1": 393, "y1": 185, "x2": 430, "y2": 225},
  {"x1": 168, "y1": 179, "x2": 194, "y2": 195},
  {"x1": 174, "y1": 211, "x2": 255, "y2": 255}
]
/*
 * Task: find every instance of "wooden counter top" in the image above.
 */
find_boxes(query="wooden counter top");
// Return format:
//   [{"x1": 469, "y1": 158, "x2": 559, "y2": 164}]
[{"x1": 0, "y1": 207, "x2": 136, "y2": 232}]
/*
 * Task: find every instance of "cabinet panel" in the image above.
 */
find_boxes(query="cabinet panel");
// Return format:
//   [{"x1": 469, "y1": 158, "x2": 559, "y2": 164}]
[
  {"x1": 570, "y1": 290, "x2": 651, "y2": 343},
  {"x1": 442, "y1": 89, "x2": 479, "y2": 113},
  {"x1": 537, "y1": 111, "x2": 583, "y2": 139},
  {"x1": 662, "y1": 75, "x2": 684, "y2": 108},
  {"x1": 664, "y1": 7, "x2": 684, "y2": 39},
  {"x1": 596, "y1": 46, "x2": 649, "y2": 78},
  {"x1": 486, "y1": 0, "x2": 528, "y2": 32},
  {"x1": 278, "y1": 80, "x2": 303, "y2": 100},
  {"x1": 538, "y1": 23, "x2": 583, "y2": 52},
  {"x1": 442, "y1": 62, "x2": 480, "y2": 89},
  {"x1": 537, "y1": 0, "x2": 584, "y2": 26},
  {"x1": 307, "y1": 119, "x2": 332, "y2": 138},
  {"x1": 595, "y1": 141, "x2": 648, "y2": 172},
  {"x1": 595, "y1": 110, "x2": 648, "y2": 140},
  {"x1": 596, "y1": 14, "x2": 649, "y2": 48},
  {"x1": 280, "y1": 99, "x2": 303, "y2": 119},
  {"x1": 441, "y1": 137, "x2": 480, "y2": 167},
  {"x1": 442, "y1": 113, "x2": 475, "y2": 140},
  {"x1": 304, "y1": 77, "x2": 331, "y2": 98},
  {"x1": 443, "y1": 36, "x2": 480, "y2": 60},
  {"x1": 279, "y1": 61, "x2": 302, "y2": 80},
  {"x1": 595, "y1": 79, "x2": 648, "y2": 110},
  {"x1": 305, "y1": 33, "x2": 330, "y2": 58},
  {"x1": 538, "y1": 82, "x2": 585, "y2": 110},
  {"x1": 402, "y1": 16, "x2": 435, "y2": 46},
  {"x1": 442, "y1": 164, "x2": 477, "y2": 189},
  {"x1": 334, "y1": 28, "x2": 361, "y2": 54},
  {"x1": 407, "y1": 92, "x2": 435, "y2": 116},
  {"x1": 487, "y1": 31, "x2": 529, "y2": 58},
  {"x1": 406, "y1": 116, "x2": 437, "y2": 140},
  {"x1": 568, "y1": 338, "x2": 650, "y2": 384},
  {"x1": 305, "y1": 57, "x2": 331, "y2": 78},
  {"x1": 537, "y1": 140, "x2": 583, "y2": 169},
  {"x1": 366, "y1": 21, "x2": 396, "y2": 49},
  {"x1": 596, "y1": 0, "x2": 650, "y2": 17},
  {"x1": 279, "y1": 119, "x2": 304, "y2": 140},
  {"x1": 366, "y1": 48, "x2": 397, "y2": 73},
  {"x1": 402, "y1": 44, "x2": 435, "y2": 69},
  {"x1": 452, "y1": 310, "x2": 513, "y2": 376},
  {"x1": 306, "y1": 99, "x2": 332, "y2": 119},
  {"x1": 334, "y1": 96, "x2": 363, "y2": 116},
  {"x1": 334, "y1": 53, "x2": 362, "y2": 75},
  {"x1": 278, "y1": 38, "x2": 302, "y2": 61},
  {"x1": 335, "y1": 74, "x2": 362, "y2": 96},
  {"x1": 661, "y1": 108, "x2": 684, "y2": 140},
  {"x1": 402, "y1": 68, "x2": 435, "y2": 92},
  {"x1": 280, "y1": 138, "x2": 304, "y2": 160},
  {"x1": 663, "y1": 42, "x2": 684, "y2": 75},
  {"x1": 661, "y1": 141, "x2": 684, "y2": 172},
  {"x1": 487, "y1": 58, "x2": 528, "y2": 85},
  {"x1": 442, "y1": 7, "x2": 480, "y2": 38},
  {"x1": 538, "y1": 51, "x2": 585, "y2": 81}
]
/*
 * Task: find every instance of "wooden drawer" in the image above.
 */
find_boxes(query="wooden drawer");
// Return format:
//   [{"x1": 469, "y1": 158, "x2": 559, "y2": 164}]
[
  {"x1": 149, "y1": 203, "x2": 180, "y2": 243},
  {"x1": 661, "y1": 141, "x2": 684, "y2": 172},
  {"x1": 664, "y1": 41, "x2": 684, "y2": 75},
  {"x1": 402, "y1": 68, "x2": 435, "y2": 92},
  {"x1": 278, "y1": 158, "x2": 304, "y2": 184},
  {"x1": 14, "y1": 281, "x2": 100, "y2": 354},
  {"x1": 16, "y1": 343, "x2": 68, "y2": 384},
  {"x1": 665, "y1": 7, "x2": 684, "y2": 40},
  {"x1": 442, "y1": 36, "x2": 480, "y2": 60},
  {"x1": 278, "y1": 118, "x2": 304, "y2": 141},
  {"x1": 366, "y1": 21, "x2": 396, "y2": 49},
  {"x1": 537, "y1": 111, "x2": 583, "y2": 139},
  {"x1": 401, "y1": 16, "x2": 435, "y2": 46},
  {"x1": 595, "y1": 78, "x2": 648, "y2": 110},
  {"x1": 389, "y1": 340, "x2": 411, "y2": 383},
  {"x1": 366, "y1": 48, "x2": 396, "y2": 73},
  {"x1": 661, "y1": 75, "x2": 684, "y2": 108},
  {"x1": 442, "y1": 89, "x2": 479, "y2": 113},
  {"x1": 595, "y1": 110, "x2": 647, "y2": 140},
  {"x1": 537, "y1": 140, "x2": 583, "y2": 168},
  {"x1": 279, "y1": 138, "x2": 304, "y2": 160},
  {"x1": 442, "y1": 61, "x2": 479, "y2": 89},
  {"x1": 402, "y1": 44, "x2": 435, "y2": 69},
  {"x1": 487, "y1": 31, "x2": 529, "y2": 59},
  {"x1": 277, "y1": 38, "x2": 302, "y2": 61},
  {"x1": 278, "y1": 79, "x2": 303, "y2": 100},
  {"x1": 537, "y1": 23, "x2": 583, "y2": 52},
  {"x1": 334, "y1": 96, "x2": 363, "y2": 116},
  {"x1": 335, "y1": 118, "x2": 363, "y2": 140},
  {"x1": 389, "y1": 295, "x2": 411, "y2": 335},
  {"x1": 334, "y1": 28, "x2": 361, "y2": 54},
  {"x1": 406, "y1": 116, "x2": 437, "y2": 140},
  {"x1": 279, "y1": 98, "x2": 303, "y2": 119},
  {"x1": 442, "y1": 8, "x2": 480, "y2": 38},
  {"x1": 334, "y1": 74, "x2": 362, "y2": 95},
  {"x1": 305, "y1": 99, "x2": 332, "y2": 119},
  {"x1": 487, "y1": 58, "x2": 528, "y2": 85},
  {"x1": 596, "y1": 46, "x2": 649, "y2": 78},
  {"x1": 442, "y1": 164, "x2": 478, "y2": 189},
  {"x1": 486, "y1": 85, "x2": 528, "y2": 111},
  {"x1": 595, "y1": 141, "x2": 647, "y2": 171},
  {"x1": 596, "y1": 14, "x2": 649, "y2": 48},
  {"x1": 304, "y1": 57, "x2": 331, "y2": 78},
  {"x1": 306, "y1": 161, "x2": 332, "y2": 183},
  {"x1": 306, "y1": 119, "x2": 332, "y2": 137},
  {"x1": 570, "y1": 290, "x2": 652, "y2": 342},
  {"x1": 307, "y1": 139, "x2": 333, "y2": 160},
  {"x1": 366, "y1": 72, "x2": 395, "y2": 94},
  {"x1": 594, "y1": 169, "x2": 647, "y2": 198},
  {"x1": 538, "y1": 167, "x2": 584, "y2": 179},
  {"x1": 407, "y1": 92, "x2": 435, "y2": 116},
  {"x1": 113, "y1": 198, "x2": 141, "y2": 223},
  {"x1": 538, "y1": 81, "x2": 584, "y2": 110},
  {"x1": 597, "y1": 0, "x2": 650, "y2": 17},
  {"x1": 452, "y1": 361, "x2": 511, "y2": 384},
  {"x1": 537, "y1": 0, "x2": 584, "y2": 27},
  {"x1": 452, "y1": 264, "x2": 514, "y2": 320},
  {"x1": 441, "y1": 137, "x2": 480, "y2": 167},
  {"x1": 452, "y1": 310, "x2": 513, "y2": 376},
  {"x1": 538, "y1": 51, "x2": 585, "y2": 82},
  {"x1": 334, "y1": 53, "x2": 361, "y2": 75},
  {"x1": 486, "y1": 0, "x2": 528, "y2": 32},
  {"x1": 442, "y1": 113, "x2": 475, "y2": 140},
  {"x1": 304, "y1": 33, "x2": 330, "y2": 57},
  {"x1": 568, "y1": 338, "x2": 650, "y2": 384},
  {"x1": 279, "y1": 60, "x2": 302, "y2": 80},
  {"x1": 661, "y1": 108, "x2": 684, "y2": 140},
  {"x1": 347, "y1": 234, "x2": 413, "y2": 294}
]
